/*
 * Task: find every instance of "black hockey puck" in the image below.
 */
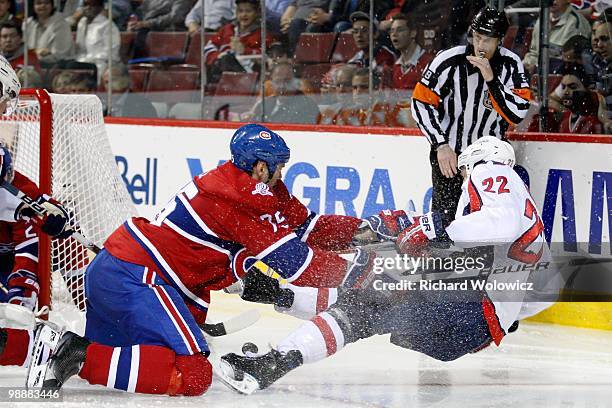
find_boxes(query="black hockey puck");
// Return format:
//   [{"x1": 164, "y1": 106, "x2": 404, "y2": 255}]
[{"x1": 242, "y1": 342, "x2": 258, "y2": 355}]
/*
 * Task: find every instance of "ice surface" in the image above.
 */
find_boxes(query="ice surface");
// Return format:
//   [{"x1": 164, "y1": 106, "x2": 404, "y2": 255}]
[{"x1": 1, "y1": 293, "x2": 611, "y2": 408}]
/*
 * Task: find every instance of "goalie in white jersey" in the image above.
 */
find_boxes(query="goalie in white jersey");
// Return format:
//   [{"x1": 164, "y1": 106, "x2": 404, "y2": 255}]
[{"x1": 217, "y1": 137, "x2": 563, "y2": 394}]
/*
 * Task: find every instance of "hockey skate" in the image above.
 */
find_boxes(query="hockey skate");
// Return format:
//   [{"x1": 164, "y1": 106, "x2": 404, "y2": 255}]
[
  {"x1": 217, "y1": 344, "x2": 303, "y2": 395},
  {"x1": 26, "y1": 324, "x2": 90, "y2": 390}
]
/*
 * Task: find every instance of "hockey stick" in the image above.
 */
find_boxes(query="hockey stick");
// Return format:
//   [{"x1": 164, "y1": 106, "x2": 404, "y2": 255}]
[
  {"x1": 0, "y1": 300, "x2": 261, "y2": 338},
  {"x1": 0, "y1": 181, "x2": 101, "y2": 254},
  {"x1": 200, "y1": 309, "x2": 260, "y2": 337}
]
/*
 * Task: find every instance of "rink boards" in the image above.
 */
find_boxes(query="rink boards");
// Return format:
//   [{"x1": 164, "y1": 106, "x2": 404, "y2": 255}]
[{"x1": 104, "y1": 119, "x2": 612, "y2": 330}]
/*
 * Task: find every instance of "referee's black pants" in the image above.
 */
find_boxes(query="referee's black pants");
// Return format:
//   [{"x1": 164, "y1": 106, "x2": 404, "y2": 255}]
[{"x1": 429, "y1": 148, "x2": 463, "y2": 222}]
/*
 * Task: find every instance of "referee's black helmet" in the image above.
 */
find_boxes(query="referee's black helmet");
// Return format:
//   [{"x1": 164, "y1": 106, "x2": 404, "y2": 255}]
[{"x1": 471, "y1": 7, "x2": 509, "y2": 38}]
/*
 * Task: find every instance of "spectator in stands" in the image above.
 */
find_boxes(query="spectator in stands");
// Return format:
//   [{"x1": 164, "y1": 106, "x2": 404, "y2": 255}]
[
  {"x1": 347, "y1": 11, "x2": 396, "y2": 76},
  {"x1": 265, "y1": 42, "x2": 290, "y2": 71},
  {"x1": 331, "y1": 0, "x2": 395, "y2": 33},
  {"x1": 185, "y1": 0, "x2": 235, "y2": 33},
  {"x1": 73, "y1": 0, "x2": 120, "y2": 82},
  {"x1": 389, "y1": 13, "x2": 434, "y2": 90},
  {"x1": 281, "y1": 0, "x2": 340, "y2": 53},
  {"x1": 528, "y1": 64, "x2": 602, "y2": 133},
  {"x1": 50, "y1": 70, "x2": 76, "y2": 93},
  {"x1": 317, "y1": 63, "x2": 355, "y2": 124},
  {"x1": 264, "y1": 44, "x2": 314, "y2": 96},
  {"x1": 101, "y1": 64, "x2": 158, "y2": 118},
  {"x1": 66, "y1": 71, "x2": 97, "y2": 93},
  {"x1": 128, "y1": 0, "x2": 192, "y2": 58},
  {"x1": 244, "y1": 61, "x2": 320, "y2": 124},
  {"x1": 128, "y1": 0, "x2": 192, "y2": 32},
  {"x1": 0, "y1": 0, "x2": 17, "y2": 25},
  {"x1": 25, "y1": 0, "x2": 74, "y2": 66},
  {"x1": 266, "y1": 0, "x2": 293, "y2": 33},
  {"x1": 204, "y1": 0, "x2": 277, "y2": 83},
  {"x1": 558, "y1": 63, "x2": 602, "y2": 133},
  {"x1": 335, "y1": 67, "x2": 390, "y2": 126},
  {"x1": 592, "y1": 18, "x2": 612, "y2": 132},
  {"x1": 523, "y1": 0, "x2": 591, "y2": 74},
  {"x1": 0, "y1": 21, "x2": 40, "y2": 71}
]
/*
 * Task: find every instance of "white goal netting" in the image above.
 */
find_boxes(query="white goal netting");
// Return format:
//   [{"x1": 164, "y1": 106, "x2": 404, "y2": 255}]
[{"x1": 0, "y1": 91, "x2": 136, "y2": 328}]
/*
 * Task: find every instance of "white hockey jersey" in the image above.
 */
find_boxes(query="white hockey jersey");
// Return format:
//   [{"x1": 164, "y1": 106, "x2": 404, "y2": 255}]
[
  {"x1": 446, "y1": 161, "x2": 562, "y2": 333},
  {"x1": 0, "y1": 189, "x2": 22, "y2": 222}
]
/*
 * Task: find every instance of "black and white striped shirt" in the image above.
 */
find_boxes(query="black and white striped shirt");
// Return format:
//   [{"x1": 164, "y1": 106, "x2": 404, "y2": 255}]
[{"x1": 411, "y1": 44, "x2": 531, "y2": 153}]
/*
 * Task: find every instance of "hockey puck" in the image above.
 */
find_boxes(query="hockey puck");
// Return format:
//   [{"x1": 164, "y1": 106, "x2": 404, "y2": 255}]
[{"x1": 242, "y1": 342, "x2": 258, "y2": 355}]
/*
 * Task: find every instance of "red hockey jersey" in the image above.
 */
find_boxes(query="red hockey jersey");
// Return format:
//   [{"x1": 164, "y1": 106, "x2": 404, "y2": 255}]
[
  {"x1": 0, "y1": 172, "x2": 42, "y2": 287},
  {"x1": 203, "y1": 22, "x2": 277, "y2": 65},
  {"x1": 104, "y1": 162, "x2": 361, "y2": 324},
  {"x1": 391, "y1": 46, "x2": 435, "y2": 90}
]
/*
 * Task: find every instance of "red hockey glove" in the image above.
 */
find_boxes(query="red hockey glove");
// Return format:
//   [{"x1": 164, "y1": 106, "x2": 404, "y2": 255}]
[
  {"x1": 7, "y1": 270, "x2": 40, "y2": 311},
  {"x1": 396, "y1": 211, "x2": 452, "y2": 257}
]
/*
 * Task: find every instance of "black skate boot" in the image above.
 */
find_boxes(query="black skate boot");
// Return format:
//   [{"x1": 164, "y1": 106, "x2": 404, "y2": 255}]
[
  {"x1": 218, "y1": 346, "x2": 303, "y2": 394},
  {"x1": 41, "y1": 331, "x2": 90, "y2": 390}
]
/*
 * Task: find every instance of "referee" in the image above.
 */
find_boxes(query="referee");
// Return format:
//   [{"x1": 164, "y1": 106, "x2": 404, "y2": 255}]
[{"x1": 411, "y1": 7, "x2": 532, "y2": 220}]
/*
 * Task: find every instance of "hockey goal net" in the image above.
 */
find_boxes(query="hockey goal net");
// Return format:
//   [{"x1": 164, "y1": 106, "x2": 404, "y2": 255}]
[{"x1": 0, "y1": 89, "x2": 136, "y2": 328}]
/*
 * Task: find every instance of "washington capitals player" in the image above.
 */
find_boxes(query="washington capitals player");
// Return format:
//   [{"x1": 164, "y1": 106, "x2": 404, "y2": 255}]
[
  {"x1": 29, "y1": 124, "x2": 386, "y2": 396},
  {"x1": 218, "y1": 137, "x2": 563, "y2": 394}
]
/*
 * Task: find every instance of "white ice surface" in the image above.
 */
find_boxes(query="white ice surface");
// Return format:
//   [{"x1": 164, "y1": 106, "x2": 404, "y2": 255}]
[{"x1": 1, "y1": 293, "x2": 611, "y2": 408}]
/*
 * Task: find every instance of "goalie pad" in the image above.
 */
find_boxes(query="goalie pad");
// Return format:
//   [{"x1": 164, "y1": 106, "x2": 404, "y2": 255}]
[
  {"x1": 26, "y1": 321, "x2": 64, "y2": 389},
  {"x1": 0, "y1": 303, "x2": 37, "y2": 330}
]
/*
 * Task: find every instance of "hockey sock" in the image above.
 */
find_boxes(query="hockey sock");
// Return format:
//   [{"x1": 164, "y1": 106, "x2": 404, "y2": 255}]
[
  {"x1": 79, "y1": 343, "x2": 212, "y2": 396},
  {"x1": 277, "y1": 312, "x2": 346, "y2": 364},
  {"x1": 0, "y1": 328, "x2": 32, "y2": 366}
]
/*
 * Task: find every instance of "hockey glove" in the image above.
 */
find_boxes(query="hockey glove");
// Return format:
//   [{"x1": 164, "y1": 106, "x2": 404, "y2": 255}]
[
  {"x1": 241, "y1": 270, "x2": 294, "y2": 308},
  {"x1": 396, "y1": 211, "x2": 452, "y2": 257},
  {"x1": 7, "y1": 270, "x2": 40, "y2": 311},
  {"x1": 233, "y1": 249, "x2": 294, "y2": 308},
  {"x1": 19, "y1": 196, "x2": 72, "y2": 239},
  {"x1": 354, "y1": 210, "x2": 416, "y2": 244},
  {"x1": 341, "y1": 247, "x2": 377, "y2": 289}
]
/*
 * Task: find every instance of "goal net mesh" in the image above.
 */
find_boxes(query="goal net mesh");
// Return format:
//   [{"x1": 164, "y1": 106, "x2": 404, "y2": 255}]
[{"x1": 0, "y1": 91, "x2": 136, "y2": 328}]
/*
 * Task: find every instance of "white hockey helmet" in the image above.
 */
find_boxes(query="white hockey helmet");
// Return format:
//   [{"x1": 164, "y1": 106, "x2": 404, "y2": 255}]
[
  {"x1": 0, "y1": 56, "x2": 20, "y2": 116},
  {"x1": 457, "y1": 136, "x2": 515, "y2": 176}
]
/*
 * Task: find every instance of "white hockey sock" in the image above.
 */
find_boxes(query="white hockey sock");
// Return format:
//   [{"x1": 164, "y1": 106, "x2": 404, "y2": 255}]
[
  {"x1": 275, "y1": 285, "x2": 338, "y2": 320},
  {"x1": 277, "y1": 312, "x2": 345, "y2": 364}
]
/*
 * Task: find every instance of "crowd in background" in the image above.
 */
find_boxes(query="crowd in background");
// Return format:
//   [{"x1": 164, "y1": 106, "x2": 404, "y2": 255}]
[{"x1": 2, "y1": 0, "x2": 612, "y2": 134}]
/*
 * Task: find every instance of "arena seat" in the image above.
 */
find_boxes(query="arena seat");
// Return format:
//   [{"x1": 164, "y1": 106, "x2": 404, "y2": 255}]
[
  {"x1": 129, "y1": 32, "x2": 189, "y2": 65},
  {"x1": 331, "y1": 33, "x2": 359, "y2": 63},
  {"x1": 120, "y1": 32, "x2": 135, "y2": 63},
  {"x1": 128, "y1": 69, "x2": 149, "y2": 92},
  {"x1": 145, "y1": 70, "x2": 200, "y2": 103},
  {"x1": 214, "y1": 72, "x2": 258, "y2": 96},
  {"x1": 514, "y1": 27, "x2": 533, "y2": 59},
  {"x1": 295, "y1": 33, "x2": 337, "y2": 63},
  {"x1": 184, "y1": 32, "x2": 216, "y2": 67},
  {"x1": 503, "y1": 25, "x2": 518, "y2": 50}
]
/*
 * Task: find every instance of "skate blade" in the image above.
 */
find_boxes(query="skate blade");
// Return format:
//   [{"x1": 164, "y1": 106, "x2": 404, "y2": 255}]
[
  {"x1": 215, "y1": 360, "x2": 260, "y2": 395},
  {"x1": 26, "y1": 324, "x2": 63, "y2": 389}
]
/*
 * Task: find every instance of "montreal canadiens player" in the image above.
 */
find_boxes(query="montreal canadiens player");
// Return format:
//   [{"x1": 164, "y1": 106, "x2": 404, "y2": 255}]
[
  {"x1": 0, "y1": 169, "x2": 45, "y2": 368},
  {"x1": 218, "y1": 137, "x2": 563, "y2": 394},
  {"x1": 29, "y1": 123, "x2": 387, "y2": 396}
]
